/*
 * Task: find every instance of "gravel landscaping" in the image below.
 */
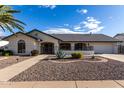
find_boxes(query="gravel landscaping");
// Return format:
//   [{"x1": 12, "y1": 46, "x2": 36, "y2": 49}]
[
  {"x1": 0, "y1": 56, "x2": 31, "y2": 70},
  {"x1": 10, "y1": 56, "x2": 124, "y2": 81}
]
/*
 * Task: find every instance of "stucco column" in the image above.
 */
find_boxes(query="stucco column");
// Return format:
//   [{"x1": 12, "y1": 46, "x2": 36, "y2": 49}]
[
  {"x1": 38, "y1": 42, "x2": 41, "y2": 54},
  {"x1": 113, "y1": 43, "x2": 119, "y2": 54},
  {"x1": 71, "y1": 43, "x2": 75, "y2": 51},
  {"x1": 54, "y1": 43, "x2": 59, "y2": 54}
]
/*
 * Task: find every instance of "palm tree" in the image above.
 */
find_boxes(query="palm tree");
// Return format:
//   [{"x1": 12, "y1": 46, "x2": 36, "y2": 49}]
[{"x1": 0, "y1": 5, "x2": 26, "y2": 33}]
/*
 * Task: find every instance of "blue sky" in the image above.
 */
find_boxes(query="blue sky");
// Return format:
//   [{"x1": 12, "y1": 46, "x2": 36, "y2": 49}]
[{"x1": 1, "y1": 5, "x2": 124, "y2": 36}]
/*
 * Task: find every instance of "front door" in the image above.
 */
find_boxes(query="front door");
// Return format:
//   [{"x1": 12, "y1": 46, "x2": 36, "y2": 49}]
[{"x1": 41, "y1": 43, "x2": 54, "y2": 54}]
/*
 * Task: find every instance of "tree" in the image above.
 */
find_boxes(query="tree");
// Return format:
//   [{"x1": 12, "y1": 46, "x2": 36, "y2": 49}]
[{"x1": 0, "y1": 5, "x2": 26, "y2": 33}]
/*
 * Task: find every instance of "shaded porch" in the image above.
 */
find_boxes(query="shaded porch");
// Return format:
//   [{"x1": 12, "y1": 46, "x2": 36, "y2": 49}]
[
  {"x1": 39, "y1": 42, "x2": 94, "y2": 55},
  {"x1": 58, "y1": 42, "x2": 94, "y2": 51},
  {"x1": 58, "y1": 42, "x2": 94, "y2": 55},
  {"x1": 40, "y1": 42, "x2": 54, "y2": 54}
]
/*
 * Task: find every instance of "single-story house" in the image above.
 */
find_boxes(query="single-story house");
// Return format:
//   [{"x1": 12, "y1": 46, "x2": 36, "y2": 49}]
[{"x1": 2, "y1": 29, "x2": 122, "y2": 55}]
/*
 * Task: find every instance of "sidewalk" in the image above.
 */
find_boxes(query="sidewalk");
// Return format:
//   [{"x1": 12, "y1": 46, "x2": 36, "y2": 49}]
[
  {"x1": 99, "y1": 54, "x2": 124, "y2": 62},
  {"x1": 0, "y1": 80, "x2": 123, "y2": 88},
  {"x1": 0, "y1": 55, "x2": 48, "y2": 82}
]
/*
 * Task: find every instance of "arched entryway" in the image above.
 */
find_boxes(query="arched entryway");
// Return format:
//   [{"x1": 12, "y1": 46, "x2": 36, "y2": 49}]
[
  {"x1": 18, "y1": 40, "x2": 26, "y2": 53},
  {"x1": 41, "y1": 42, "x2": 54, "y2": 54}
]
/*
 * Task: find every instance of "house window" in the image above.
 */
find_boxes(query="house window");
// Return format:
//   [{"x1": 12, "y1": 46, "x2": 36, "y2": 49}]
[
  {"x1": 75, "y1": 43, "x2": 86, "y2": 50},
  {"x1": 18, "y1": 40, "x2": 26, "y2": 53},
  {"x1": 59, "y1": 43, "x2": 71, "y2": 50}
]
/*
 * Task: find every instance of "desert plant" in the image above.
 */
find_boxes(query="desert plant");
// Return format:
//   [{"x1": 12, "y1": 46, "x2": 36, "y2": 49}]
[
  {"x1": 91, "y1": 55, "x2": 95, "y2": 59},
  {"x1": 3, "y1": 50, "x2": 13, "y2": 56},
  {"x1": 71, "y1": 52, "x2": 83, "y2": 59},
  {"x1": 56, "y1": 50, "x2": 66, "y2": 59},
  {"x1": 31, "y1": 50, "x2": 39, "y2": 56}
]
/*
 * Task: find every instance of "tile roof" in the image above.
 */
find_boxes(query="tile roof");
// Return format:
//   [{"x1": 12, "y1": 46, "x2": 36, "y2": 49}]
[
  {"x1": 51, "y1": 34, "x2": 121, "y2": 42},
  {"x1": 114, "y1": 33, "x2": 124, "y2": 41},
  {"x1": 2, "y1": 29, "x2": 122, "y2": 42},
  {"x1": 2, "y1": 32, "x2": 42, "y2": 41}
]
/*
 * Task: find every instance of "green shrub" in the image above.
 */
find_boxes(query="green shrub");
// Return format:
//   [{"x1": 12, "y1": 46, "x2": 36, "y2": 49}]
[
  {"x1": 91, "y1": 55, "x2": 95, "y2": 59},
  {"x1": 71, "y1": 52, "x2": 83, "y2": 59},
  {"x1": 31, "y1": 50, "x2": 39, "y2": 56},
  {"x1": 0, "y1": 49, "x2": 4, "y2": 56},
  {"x1": 3, "y1": 50, "x2": 13, "y2": 56},
  {"x1": 56, "y1": 50, "x2": 66, "y2": 59}
]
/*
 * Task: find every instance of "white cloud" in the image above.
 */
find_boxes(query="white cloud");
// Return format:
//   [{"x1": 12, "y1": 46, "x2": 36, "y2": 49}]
[
  {"x1": 87, "y1": 27, "x2": 104, "y2": 33},
  {"x1": 64, "y1": 24, "x2": 69, "y2": 27},
  {"x1": 74, "y1": 17, "x2": 104, "y2": 33},
  {"x1": 40, "y1": 5, "x2": 56, "y2": 9},
  {"x1": 43, "y1": 17, "x2": 104, "y2": 34},
  {"x1": 77, "y1": 9, "x2": 88, "y2": 14},
  {"x1": 74, "y1": 26, "x2": 81, "y2": 30},
  {"x1": 43, "y1": 28, "x2": 84, "y2": 34},
  {"x1": 42, "y1": 17, "x2": 104, "y2": 34},
  {"x1": 74, "y1": 24, "x2": 83, "y2": 31}
]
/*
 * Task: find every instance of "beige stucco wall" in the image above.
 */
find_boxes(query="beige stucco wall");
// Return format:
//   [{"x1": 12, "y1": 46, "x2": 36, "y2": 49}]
[
  {"x1": 4, "y1": 33, "x2": 38, "y2": 55},
  {"x1": 28, "y1": 31, "x2": 59, "y2": 53}
]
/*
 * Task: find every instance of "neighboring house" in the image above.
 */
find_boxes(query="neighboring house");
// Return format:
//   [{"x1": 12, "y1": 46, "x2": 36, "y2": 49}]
[
  {"x1": 114, "y1": 33, "x2": 124, "y2": 53},
  {"x1": 0, "y1": 36, "x2": 4, "y2": 40},
  {"x1": 2, "y1": 29, "x2": 121, "y2": 55},
  {"x1": 114, "y1": 33, "x2": 124, "y2": 45}
]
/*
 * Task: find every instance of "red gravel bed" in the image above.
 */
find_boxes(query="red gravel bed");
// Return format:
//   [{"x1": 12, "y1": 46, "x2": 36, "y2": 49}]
[{"x1": 9, "y1": 56, "x2": 124, "y2": 81}]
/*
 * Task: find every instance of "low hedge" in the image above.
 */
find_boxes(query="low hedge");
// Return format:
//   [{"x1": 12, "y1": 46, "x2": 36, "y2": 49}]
[
  {"x1": 71, "y1": 52, "x2": 83, "y2": 59},
  {"x1": 31, "y1": 50, "x2": 39, "y2": 56},
  {"x1": 2, "y1": 50, "x2": 13, "y2": 56}
]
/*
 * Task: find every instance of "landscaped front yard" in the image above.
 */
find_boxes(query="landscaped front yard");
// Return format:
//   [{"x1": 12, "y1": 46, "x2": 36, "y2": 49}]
[{"x1": 9, "y1": 55, "x2": 124, "y2": 81}]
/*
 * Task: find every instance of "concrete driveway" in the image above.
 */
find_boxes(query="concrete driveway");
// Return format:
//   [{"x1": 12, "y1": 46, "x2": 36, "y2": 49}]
[{"x1": 98, "y1": 54, "x2": 124, "y2": 62}]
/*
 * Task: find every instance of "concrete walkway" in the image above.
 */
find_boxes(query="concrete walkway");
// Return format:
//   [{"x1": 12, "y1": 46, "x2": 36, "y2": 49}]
[
  {"x1": 99, "y1": 54, "x2": 124, "y2": 62},
  {"x1": 0, "y1": 55, "x2": 48, "y2": 82},
  {"x1": 0, "y1": 80, "x2": 123, "y2": 88}
]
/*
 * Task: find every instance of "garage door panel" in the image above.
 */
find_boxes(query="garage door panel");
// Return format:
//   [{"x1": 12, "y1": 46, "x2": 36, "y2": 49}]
[{"x1": 94, "y1": 45, "x2": 113, "y2": 54}]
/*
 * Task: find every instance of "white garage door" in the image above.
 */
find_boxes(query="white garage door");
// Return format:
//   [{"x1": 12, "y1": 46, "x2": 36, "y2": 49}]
[{"x1": 94, "y1": 45, "x2": 113, "y2": 54}]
